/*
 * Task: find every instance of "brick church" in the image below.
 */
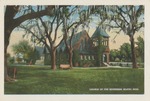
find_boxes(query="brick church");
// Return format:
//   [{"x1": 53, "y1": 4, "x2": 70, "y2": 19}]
[{"x1": 57, "y1": 26, "x2": 110, "y2": 67}]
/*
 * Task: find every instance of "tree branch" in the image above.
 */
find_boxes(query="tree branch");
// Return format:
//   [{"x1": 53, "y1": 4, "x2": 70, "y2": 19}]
[
  {"x1": 39, "y1": 17, "x2": 52, "y2": 44},
  {"x1": 117, "y1": 6, "x2": 130, "y2": 25},
  {"x1": 135, "y1": 22, "x2": 144, "y2": 31},
  {"x1": 53, "y1": 21, "x2": 63, "y2": 43},
  {"x1": 14, "y1": 6, "x2": 55, "y2": 28},
  {"x1": 55, "y1": 36, "x2": 64, "y2": 49},
  {"x1": 67, "y1": 22, "x2": 79, "y2": 31},
  {"x1": 36, "y1": 20, "x2": 46, "y2": 40},
  {"x1": 49, "y1": 15, "x2": 57, "y2": 36},
  {"x1": 20, "y1": 25, "x2": 47, "y2": 46}
]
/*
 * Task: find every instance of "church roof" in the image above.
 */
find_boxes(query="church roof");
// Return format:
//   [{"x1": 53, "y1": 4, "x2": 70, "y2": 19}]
[
  {"x1": 91, "y1": 27, "x2": 109, "y2": 38},
  {"x1": 71, "y1": 30, "x2": 88, "y2": 46},
  {"x1": 57, "y1": 30, "x2": 89, "y2": 52}
]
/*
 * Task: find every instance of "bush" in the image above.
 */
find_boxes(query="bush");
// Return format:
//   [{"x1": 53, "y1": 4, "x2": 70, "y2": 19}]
[
  {"x1": 115, "y1": 58, "x2": 121, "y2": 62},
  {"x1": 8, "y1": 57, "x2": 15, "y2": 64},
  {"x1": 44, "y1": 54, "x2": 51, "y2": 65},
  {"x1": 16, "y1": 57, "x2": 23, "y2": 63},
  {"x1": 72, "y1": 50, "x2": 80, "y2": 66},
  {"x1": 79, "y1": 60, "x2": 96, "y2": 67}
]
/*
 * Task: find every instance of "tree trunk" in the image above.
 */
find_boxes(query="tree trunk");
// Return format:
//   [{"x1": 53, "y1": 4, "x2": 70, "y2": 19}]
[
  {"x1": 4, "y1": 6, "x2": 21, "y2": 81},
  {"x1": 4, "y1": 6, "x2": 55, "y2": 82},
  {"x1": 4, "y1": 28, "x2": 14, "y2": 81},
  {"x1": 51, "y1": 48, "x2": 56, "y2": 70},
  {"x1": 69, "y1": 48, "x2": 73, "y2": 68},
  {"x1": 4, "y1": 44, "x2": 9, "y2": 81},
  {"x1": 130, "y1": 36, "x2": 137, "y2": 68}
]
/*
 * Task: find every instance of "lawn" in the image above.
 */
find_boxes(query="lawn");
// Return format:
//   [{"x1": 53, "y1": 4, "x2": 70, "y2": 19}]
[{"x1": 4, "y1": 66, "x2": 144, "y2": 94}]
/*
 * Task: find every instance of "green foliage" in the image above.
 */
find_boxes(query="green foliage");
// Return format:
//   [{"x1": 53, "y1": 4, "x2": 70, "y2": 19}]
[
  {"x1": 5, "y1": 66, "x2": 144, "y2": 94},
  {"x1": 79, "y1": 60, "x2": 96, "y2": 67},
  {"x1": 110, "y1": 43, "x2": 131, "y2": 62},
  {"x1": 12, "y1": 40, "x2": 40, "y2": 64},
  {"x1": 96, "y1": 36, "x2": 106, "y2": 66},
  {"x1": 110, "y1": 39, "x2": 144, "y2": 63},
  {"x1": 72, "y1": 50, "x2": 80, "y2": 66},
  {"x1": 44, "y1": 53, "x2": 51, "y2": 65},
  {"x1": 16, "y1": 57, "x2": 23, "y2": 63},
  {"x1": 8, "y1": 57, "x2": 15, "y2": 64},
  {"x1": 6, "y1": 53, "x2": 15, "y2": 64},
  {"x1": 56, "y1": 51, "x2": 69, "y2": 65},
  {"x1": 110, "y1": 49, "x2": 119, "y2": 61},
  {"x1": 6, "y1": 53, "x2": 11, "y2": 58},
  {"x1": 120, "y1": 43, "x2": 131, "y2": 62},
  {"x1": 28, "y1": 48, "x2": 40, "y2": 64},
  {"x1": 136, "y1": 36, "x2": 144, "y2": 62},
  {"x1": 115, "y1": 58, "x2": 121, "y2": 62},
  {"x1": 108, "y1": 5, "x2": 144, "y2": 34},
  {"x1": 12, "y1": 40, "x2": 32, "y2": 54}
]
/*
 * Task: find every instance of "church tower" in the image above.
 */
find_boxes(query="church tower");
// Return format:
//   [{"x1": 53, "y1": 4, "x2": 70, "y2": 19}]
[{"x1": 91, "y1": 27, "x2": 110, "y2": 64}]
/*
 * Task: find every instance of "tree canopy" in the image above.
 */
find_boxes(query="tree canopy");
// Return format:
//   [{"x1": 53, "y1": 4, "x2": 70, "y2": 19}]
[
  {"x1": 5, "y1": 5, "x2": 144, "y2": 81},
  {"x1": 12, "y1": 40, "x2": 40, "y2": 64}
]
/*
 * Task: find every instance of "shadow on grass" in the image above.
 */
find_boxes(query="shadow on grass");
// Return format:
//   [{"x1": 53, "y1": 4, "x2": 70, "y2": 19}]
[{"x1": 5, "y1": 66, "x2": 144, "y2": 94}]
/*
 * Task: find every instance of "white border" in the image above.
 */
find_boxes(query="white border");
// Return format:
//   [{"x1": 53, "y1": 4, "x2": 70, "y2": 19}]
[{"x1": 1, "y1": 0, "x2": 150, "y2": 101}]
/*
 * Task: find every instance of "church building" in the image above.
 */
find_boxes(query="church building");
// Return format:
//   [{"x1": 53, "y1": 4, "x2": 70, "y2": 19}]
[{"x1": 57, "y1": 26, "x2": 110, "y2": 67}]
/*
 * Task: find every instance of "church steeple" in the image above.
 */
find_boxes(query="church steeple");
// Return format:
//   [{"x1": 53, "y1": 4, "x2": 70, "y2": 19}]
[
  {"x1": 91, "y1": 27, "x2": 110, "y2": 64},
  {"x1": 91, "y1": 26, "x2": 109, "y2": 39}
]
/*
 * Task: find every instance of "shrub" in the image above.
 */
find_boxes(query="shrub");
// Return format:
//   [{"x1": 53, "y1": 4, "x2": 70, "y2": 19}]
[
  {"x1": 79, "y1": 60, "x2": 96, "y2": 67},
  {"x1": 8, "y1": 57, "x2": 15, "y2": 64},
  {"x1": 115, "y1": 58, "x2": 121, "y2": 62}
]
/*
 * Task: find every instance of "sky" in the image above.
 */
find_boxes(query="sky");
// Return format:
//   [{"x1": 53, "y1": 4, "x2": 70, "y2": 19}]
[
  {"x1": 7, "y1": 5, "x2": 144, "y2": 56},
  {"x1": 7, "y1": 27, "x2": 144, "y2": 57}
]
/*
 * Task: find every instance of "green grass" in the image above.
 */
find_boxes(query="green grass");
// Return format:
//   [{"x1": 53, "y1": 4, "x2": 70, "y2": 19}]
[{"x1": 4, "y1": 66, "x2": 144, "y2": 94}]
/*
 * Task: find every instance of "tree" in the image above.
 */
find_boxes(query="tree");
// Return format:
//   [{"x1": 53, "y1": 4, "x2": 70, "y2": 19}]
[
  {"x1": 61, "y1": 6, "x2": 78, "y2": 68},
  {"x1": 12, "y1": 40, "x2": 40, "y2": 64},
  {"x1": 108, "y1": 5, "x2": 144, "y2": 68},
  {"x1": 110, "y1": 49, "x2": 118, "y2": 62},
  {"x1": 12, "y1": 40, "x2": 32, "y2": 54},
  {"x1": 5, "y1": 6, "x2": 55, "y2": 81},
  {"x1": 19, "y1": 6, "x2": 72, "y2": 69},
  {"x1": 120, "y1": 43, "x2": 131, "y2": 62},
  {"x1": 6, "y1": 53, "x2": 15, "y2": 64},
  {"x1": 136, "y1": 36, "x2": 144, "y2": 62},
  {"x1": 62, "y1": 6, "x2": 98, "y2": 68}
]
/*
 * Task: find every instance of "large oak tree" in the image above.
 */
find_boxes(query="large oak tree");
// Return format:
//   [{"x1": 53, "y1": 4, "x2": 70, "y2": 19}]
[
  {"x1": 20, "y1": 6, "x2": 66, "y2": 70},
  {"x1": 4, "y1": 6, "x2": 55, "y2": 81},
  {"x1": 108, "y1": 5, "x2": 144, "y2": 68}
]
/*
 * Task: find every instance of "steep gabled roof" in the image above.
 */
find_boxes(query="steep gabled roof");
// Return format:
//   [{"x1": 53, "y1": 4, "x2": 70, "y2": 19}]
[
  {"x1": 91, "y1": 27, "x2": 109, "y2": 38},
  {"x1": 57, "y1": 30, "x2": 89, "y2": 52},
  {"x1": 71, "y1": 30, "x2": 88, "y2": 46}
]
